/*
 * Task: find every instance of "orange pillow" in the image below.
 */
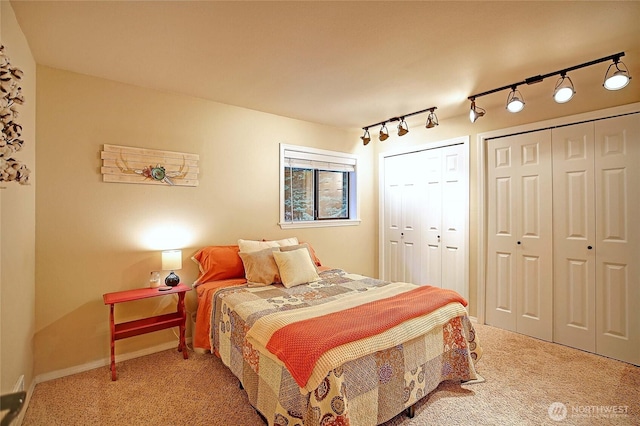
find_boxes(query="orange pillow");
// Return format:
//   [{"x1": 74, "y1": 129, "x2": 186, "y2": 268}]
[
  {"x1": 192, "y1": 245, "x2": 245, "y2": 286},
  {"x1": 298, "y1": 241, "x2": 322, "y2": 267}
]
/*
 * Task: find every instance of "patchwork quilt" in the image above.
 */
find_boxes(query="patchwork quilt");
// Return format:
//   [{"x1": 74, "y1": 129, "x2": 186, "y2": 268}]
[{"x1": 211, "y1": 269, "x2": 481, "y2": 426}]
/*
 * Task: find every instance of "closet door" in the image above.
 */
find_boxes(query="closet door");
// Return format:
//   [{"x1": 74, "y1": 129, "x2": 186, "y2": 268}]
[
  {"x1": 423, "y1": 149, "x2": 443, "y2": 287},
  {"x1": 486, "y1": 131, "x2": 553, "y2": 340},
  {"x1": 423, "y1": 144, "x2": 467, "y2": 296},
  {"x1": 552, "y1": 123, "x2": 596, "y2": 352},
  {"x1": 383, "y1": 153, "x2": 423, "y2": 284},
  {"x1": 594, "y1": 115, "x2": 640, "y2": 365},
  {"x1": 441, "y1": 144, "x2": 467, "y2": 297}
]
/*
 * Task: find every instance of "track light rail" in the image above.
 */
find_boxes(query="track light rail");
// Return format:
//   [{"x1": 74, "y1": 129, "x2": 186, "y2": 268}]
[
  {"x1": 362, "y1": 106, "x2": 437, "y2": 130},
  {"x1": 468, "y1": 52, "x2": 625, "y2": 101},
  {"x1": 361, "y1": 51, "x2": 629, "y2": 143}
]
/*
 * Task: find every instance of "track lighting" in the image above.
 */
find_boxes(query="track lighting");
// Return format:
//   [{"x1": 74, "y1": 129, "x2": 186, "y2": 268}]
[
  {"x1": 506, "y1": 87, "x2": 525, "y2": 113},
  {"x1": 397, "y1": 118, "x2": 409, "y2": 136},
  {"x1": 360, "y1": 106, "x2": 438, "y2": 145},
  {"x1": 603, "y1": 58, "x2": 631, "y2": 90},
  {"x1": 361, "y1": 128, "x2": 371, "y2": 145},
  {"x1": 425, "y1": 108, "x2": 439, "y2": 128},
  {"x1": 553, "y1": 73, "x2": 575, "y2": 103},
  {"x1": 469, "y1": 99, "x2": 485, "y2": 123},
  {"x1": 379, "y1": 123, "x2": 389, "y2": 141},
  {"x1": 468, "y1": 52, "x2": 630, "y2": 122}
]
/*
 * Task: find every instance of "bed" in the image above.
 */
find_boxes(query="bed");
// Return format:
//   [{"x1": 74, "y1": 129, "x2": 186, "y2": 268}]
[{"x1": 192, "y1": 239, "x2": 482, "y2": 426}]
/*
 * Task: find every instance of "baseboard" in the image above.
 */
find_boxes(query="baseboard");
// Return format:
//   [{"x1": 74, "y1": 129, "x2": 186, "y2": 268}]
[
  {"x1": 34, "y1": 337, "x2": 192, "y2": 384},
  {"x1": 13, "y1": 379, "x2": 36, "y2": 426}
]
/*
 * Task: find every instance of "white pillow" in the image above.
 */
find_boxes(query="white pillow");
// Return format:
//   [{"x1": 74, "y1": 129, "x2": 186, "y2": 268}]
[
  {"x1": 272, "y1": 248, "x2": 320, "y2": 288},
  {"x1": 238, "y1": 237, "x2": 299, "y2": 253}
]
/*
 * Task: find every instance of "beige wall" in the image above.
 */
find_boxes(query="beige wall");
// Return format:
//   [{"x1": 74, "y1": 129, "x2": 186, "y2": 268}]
[
  {"x1": 1, "y1": 0, "x2": 37, "y2": 394},
  {"x1": 370, "y1": 85, "x2": 640, "y2": 318},
  {"x1": 34, "y1": 66, "x2": 376, "y2": 376},
  {"x1": 21, "y1": 22, "x2": 640, "y2": 380}
]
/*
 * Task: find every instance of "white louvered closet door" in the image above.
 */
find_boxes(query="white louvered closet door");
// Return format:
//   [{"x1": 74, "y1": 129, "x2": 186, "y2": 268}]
[
  {"x1": 594, "y1": 115, "x2": 640, "y2": 366},
  {"x1": 486, "y1": 131, "x2": 553, "y2": 341}
]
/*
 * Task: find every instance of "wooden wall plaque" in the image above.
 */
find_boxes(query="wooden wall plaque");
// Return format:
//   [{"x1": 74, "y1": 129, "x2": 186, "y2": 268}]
[{"x1": 101, "y1": 144, "x2": 199, "y2": 187}]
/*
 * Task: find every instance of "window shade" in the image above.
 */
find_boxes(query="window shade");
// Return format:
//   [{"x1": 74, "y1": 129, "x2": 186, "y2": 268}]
[{"x1": 284, "y1": 149, "x2": 356, "y2": 172}]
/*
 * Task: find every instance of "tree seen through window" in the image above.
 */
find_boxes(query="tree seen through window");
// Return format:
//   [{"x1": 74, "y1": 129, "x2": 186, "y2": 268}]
[{"x1": 284, "y1": 168, "x2": 348, "y2": 221}]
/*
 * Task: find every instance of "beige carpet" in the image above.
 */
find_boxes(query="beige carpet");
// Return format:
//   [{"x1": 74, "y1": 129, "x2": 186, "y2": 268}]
[{"x1": 22, "y1": 323, "x2": 639, "y2": 425}]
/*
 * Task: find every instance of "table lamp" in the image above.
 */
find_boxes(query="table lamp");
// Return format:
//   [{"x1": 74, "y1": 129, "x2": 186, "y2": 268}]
[{"x1": 162, "y1": 249, "x2": 182, "y2": 286}]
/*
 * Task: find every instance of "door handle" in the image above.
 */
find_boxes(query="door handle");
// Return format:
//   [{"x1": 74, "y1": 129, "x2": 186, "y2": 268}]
[
  {"x1": 587, "y1": 245, "x2": 593, "y2": 250},
  {"x1": 517, "y1": 241, "x2": 522, "y2": 245}
]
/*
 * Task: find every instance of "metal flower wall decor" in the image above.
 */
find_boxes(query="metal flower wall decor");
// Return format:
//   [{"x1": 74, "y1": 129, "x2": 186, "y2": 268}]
[
  {"x1": 0, "y1": 44, "x2": 30, "y2": 186},
  {"x1": 117, "y1": 154, "x2": 189, "y2": 185}
]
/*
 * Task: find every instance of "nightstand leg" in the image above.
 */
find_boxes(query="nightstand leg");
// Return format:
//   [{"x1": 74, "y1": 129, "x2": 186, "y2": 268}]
[
  {"x1": 109, "y1": 304, "x2": 117, "y2": 380},
  {"x1": 178, "y1": 293, "x2": 188, "y2": 359}
]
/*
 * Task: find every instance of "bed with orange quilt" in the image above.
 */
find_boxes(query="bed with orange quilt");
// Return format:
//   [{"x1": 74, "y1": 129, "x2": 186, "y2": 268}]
[{"x1": 192, "y1": 240, "x2": 482, "y2": 426}]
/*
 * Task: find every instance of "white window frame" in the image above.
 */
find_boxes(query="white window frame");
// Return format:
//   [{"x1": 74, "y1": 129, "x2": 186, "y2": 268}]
[{"x1": 279, "y1": 143, "x2": 360, "y2": 229}]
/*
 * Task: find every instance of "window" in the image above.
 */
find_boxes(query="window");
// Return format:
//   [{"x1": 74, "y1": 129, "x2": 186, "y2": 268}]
[{"x1": 280, "y1": 144, "x2": 359, "y2": 229}]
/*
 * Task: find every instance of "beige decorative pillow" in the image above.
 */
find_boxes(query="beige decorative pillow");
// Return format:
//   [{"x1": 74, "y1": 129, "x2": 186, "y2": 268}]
[
  {"x1": 278, "y1": 243, "x2": 319, "y2": 272},
  {"x1": 238, "y1": 247, "x2": 281, "y2": 286},
  {"x1": 238, "y1": 237, "x2": 299, "y2": 253},
  {"x1": 272, "y1": 248, "x2": 320, "y2": 288}
]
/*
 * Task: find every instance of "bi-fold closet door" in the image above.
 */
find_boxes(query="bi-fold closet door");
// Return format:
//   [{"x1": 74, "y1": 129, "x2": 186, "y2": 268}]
[
  {"x1": 383, "y1": 152, "x2": 424, "y2": 284},
  {"x1": 421, "y1": 144, "x2": 467, "y2": 298},
  {"x1": 485, "y1": 131, "x2": 553, "y2": 342},
  {"x1": 553, "y1": 115, "x2": 639, "y2": 366},
  {"x1": 486, "y1": 113, "x2": 639, "y2": 365},
  {"x1": 382, "y1": 143, "x2": 467, "y2": 299}
]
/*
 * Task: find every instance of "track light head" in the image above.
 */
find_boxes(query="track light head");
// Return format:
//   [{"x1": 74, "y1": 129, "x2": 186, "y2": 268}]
[
  {"x1": 553, "y1": 73, "x2": 576, "y2": 103},
  {"x1": 397, "y1": 118, "x2": 409, "y2": 136},
  {"x1": 604, "y1": 58, "x2": 631, "y2": 90},
  {"x1": 361, "y1": 128, "x2": 371, "y2": 146},
  {"x1": 425, "y1": 108, "x2": 439, "y2": 128},
  {"x1": 506, "y1": 87, "x2": 525, "y2": 113},
  {"x1": 379, "y1": 123, "x2": 389, "y2": 141},
  {"x1": 469, "y1": 99, "x2": 485, "y2": 123}
]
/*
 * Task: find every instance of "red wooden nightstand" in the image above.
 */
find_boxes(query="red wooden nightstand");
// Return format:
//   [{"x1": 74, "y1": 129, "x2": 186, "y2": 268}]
[{"x1": 103, "y1": 284, "x2": 191, "y2": 380}]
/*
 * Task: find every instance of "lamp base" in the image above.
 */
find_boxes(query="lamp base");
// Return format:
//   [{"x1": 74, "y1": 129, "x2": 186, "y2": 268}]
[{"x1": 165, "y1": 271, "x2": 180, "y2": 287}]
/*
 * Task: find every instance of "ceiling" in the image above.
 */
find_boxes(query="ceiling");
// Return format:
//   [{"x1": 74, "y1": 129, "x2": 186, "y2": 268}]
[{"x1": 9, "y1": 1, "x2": 640, "y2": 129}]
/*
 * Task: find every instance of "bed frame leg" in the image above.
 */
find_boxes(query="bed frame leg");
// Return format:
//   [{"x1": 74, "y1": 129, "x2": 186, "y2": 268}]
[{"x1": 406, "y1": 405, "x2": 415, "y2": 418}]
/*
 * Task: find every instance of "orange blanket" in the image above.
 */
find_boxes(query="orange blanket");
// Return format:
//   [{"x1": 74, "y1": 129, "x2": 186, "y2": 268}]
[
  {"x1": 195, "y1": 278, "x2": 247, "y2": 352},
  {"x1": 265, "y1": 285, "x2": 467, "y2": 387}
]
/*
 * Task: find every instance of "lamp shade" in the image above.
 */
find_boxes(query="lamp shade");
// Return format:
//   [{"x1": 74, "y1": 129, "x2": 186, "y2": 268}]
[
  {"x1": 604, "y1": 69, "x2": 630, "y2": 90},
  {"x1": 162, "y1": 250, "x2": 182, "y2": 271},
  {"x1": 603, "y1": 60, "x2": 631, "y2": 91},
  {"x1": 361, "y1": 129, "x2": 371, "y2": 145},
  {"x1": 469, "y1": 101, "x2": 485, "y2": 123},
  {"x1": 379, "y1": 124, "x2": 389, "y2": 141},
  {"x1": 397, "y1": 119, "x2": 409, "y2": 136},
  {"x1": 553, "y1": 75, "x2": 575, "y2": 103},
  {"x1": 506, "y1": 88, "x2": 525, "y2": 113},
  {"x1": 425, "y1": 111, "x2": 439, "y2": 128}
]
